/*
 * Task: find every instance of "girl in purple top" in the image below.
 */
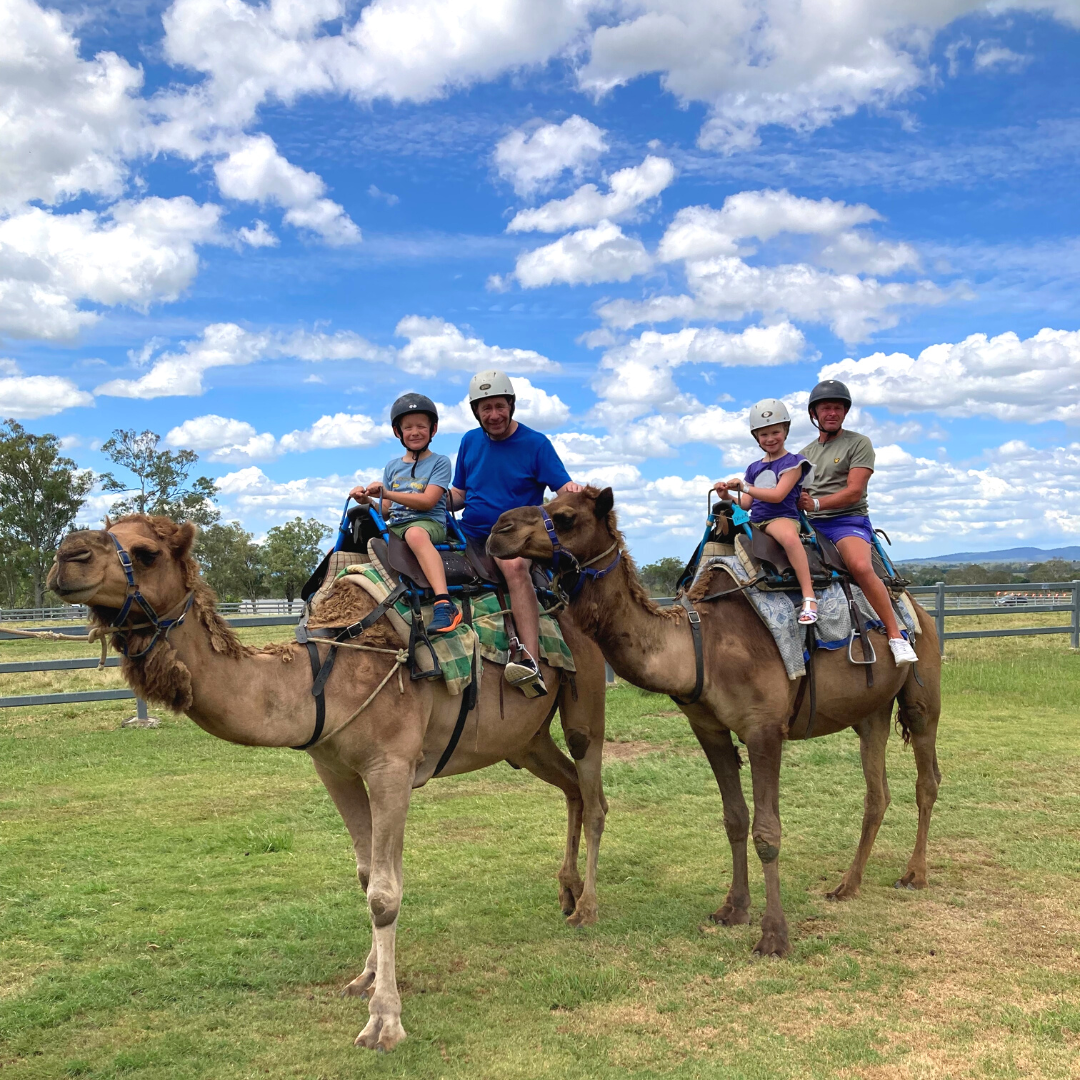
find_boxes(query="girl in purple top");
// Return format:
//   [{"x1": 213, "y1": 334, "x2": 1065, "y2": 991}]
[{"x1": 714, "y1": 398, "x2": 818, "y2": 624}]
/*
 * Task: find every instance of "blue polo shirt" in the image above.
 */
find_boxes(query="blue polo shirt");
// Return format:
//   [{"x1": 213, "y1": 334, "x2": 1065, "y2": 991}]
[{"x1": 452, "y1": 422, "x2": 572, "y2": 540}]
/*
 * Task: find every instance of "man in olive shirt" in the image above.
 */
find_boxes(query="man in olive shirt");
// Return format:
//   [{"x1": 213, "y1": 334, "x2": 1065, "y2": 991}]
[{"x1": 797, "y1": 379, "x2": 918, "y2": 665}]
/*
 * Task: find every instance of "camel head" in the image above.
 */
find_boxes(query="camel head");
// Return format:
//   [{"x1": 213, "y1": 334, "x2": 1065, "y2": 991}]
[
  {"x1": 487, "y1": 486, "x2": 617, "y2": 566},
  {"x1": 49, "y1": 515, "x2": 198, "y2": 621}
]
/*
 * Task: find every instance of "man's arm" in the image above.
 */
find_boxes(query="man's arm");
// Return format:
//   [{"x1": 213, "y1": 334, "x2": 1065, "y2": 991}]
[
  {"x1": 798, "y1": 467, "x2": 873, "y2": 513},
  {"x1": 557, "y1": 480, "x2": 583, "y2": 494},
  {"x1": 448, "y1": 486, "x2": 466, "y2": 512}
]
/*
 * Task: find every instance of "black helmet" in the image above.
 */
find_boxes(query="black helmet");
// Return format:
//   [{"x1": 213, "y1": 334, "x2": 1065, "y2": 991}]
[
  {"x1": 807, "y1": 379, "x2": 852, "y2": 412},
  {"x1": 390, "y1": 393, "x2": 438, "y2": 433}
]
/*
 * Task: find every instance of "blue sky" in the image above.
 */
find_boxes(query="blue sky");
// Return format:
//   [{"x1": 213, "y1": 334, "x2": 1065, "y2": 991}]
[{"x1": 3, "y1": 0, "x2": 1080, "y2": 562}]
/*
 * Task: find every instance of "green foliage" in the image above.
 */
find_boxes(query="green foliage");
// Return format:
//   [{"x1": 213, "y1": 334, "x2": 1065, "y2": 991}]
[
  {"x1": 943, "y1": 562, "x2": 1013, "y2": 586},
  {"x1": 98, "y1": 429, "x2": 219, "y2": 526},
  {"x1": 263, "y1": 517, "x2": 328, "y2": 602},
  {"x1": 1026, "y1": 558, "x2": 1080, "y2": 583},
  {"x1": 638, "y1": 555, "x2": 685, "y2": 596},
  {"x1": 196, "y1": 521, "x2": 265, "y2": 602},
  {"x1": 0, "y1": 419, "x2": 94, "y2": 606}
]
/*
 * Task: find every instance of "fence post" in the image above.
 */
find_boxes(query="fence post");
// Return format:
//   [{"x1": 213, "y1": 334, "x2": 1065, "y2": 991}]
[
  {"x1": 935, "y1": 581, "x2": 946, "y2": 655},
  {"x1": 605, "y1": 663, "x2": 616, "y2": 687},
  {"x1": 1072, "y1": 581, "x2": 1080, "y2": 650}
]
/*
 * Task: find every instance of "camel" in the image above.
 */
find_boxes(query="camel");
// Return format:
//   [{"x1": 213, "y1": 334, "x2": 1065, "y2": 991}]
[
  {"x1": 488, "y1": 487, "x2": 941, "y2": 958},
  {"x1": 47, "y1": 515, "x2": 609, "y2": 1051}
]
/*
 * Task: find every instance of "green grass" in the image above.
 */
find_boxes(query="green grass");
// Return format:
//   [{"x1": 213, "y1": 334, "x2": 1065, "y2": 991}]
[{"x1": 2, "y1": 629, "x2": 1079, "y2": 1079}]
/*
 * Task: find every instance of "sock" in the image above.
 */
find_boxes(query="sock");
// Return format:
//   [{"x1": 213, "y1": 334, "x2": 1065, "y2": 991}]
[{"x1": 433, "y1": 594, "x2": 452, "y2": 605}]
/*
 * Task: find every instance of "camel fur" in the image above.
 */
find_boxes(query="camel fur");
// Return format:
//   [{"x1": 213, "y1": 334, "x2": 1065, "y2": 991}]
[
  {"x1": 488, "y1": 488, "x2": 942, "y2": 958},
  {"x1": 48, "y1": 515, "x2": 609, "y2": 1051}
]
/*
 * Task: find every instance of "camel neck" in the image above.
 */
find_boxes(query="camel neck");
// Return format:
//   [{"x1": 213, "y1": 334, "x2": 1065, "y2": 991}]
[
  {"x1": 576, "y1": 558, "x2": 700, "y2": 699},
  {"x1": 158, "y1": 615, "x2": 318, "y2": 748}
]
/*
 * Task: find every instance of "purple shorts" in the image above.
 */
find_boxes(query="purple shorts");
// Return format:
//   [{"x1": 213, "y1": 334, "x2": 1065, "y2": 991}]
[{"x1": 810, "y1": 514, "x2": 875, "y2": 545}]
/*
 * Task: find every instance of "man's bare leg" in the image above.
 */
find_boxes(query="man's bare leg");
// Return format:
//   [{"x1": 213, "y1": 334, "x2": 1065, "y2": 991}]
[
  {"x1": 836, "y1": 536, "x2": 901, "y2": 638},
  {"x1": 495, "y1": 555, "x2": 540, "y2": 661}
]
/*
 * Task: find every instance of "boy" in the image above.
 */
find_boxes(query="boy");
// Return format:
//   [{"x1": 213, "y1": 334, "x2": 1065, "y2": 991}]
[{"x1": 349, "y1": 393, "x2": 460, "y2": 632}]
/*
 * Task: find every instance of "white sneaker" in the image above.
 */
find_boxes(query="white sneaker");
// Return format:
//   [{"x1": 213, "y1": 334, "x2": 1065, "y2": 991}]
[{"x1": 888, "y1": 637, "x2": 918, "y2": 665}]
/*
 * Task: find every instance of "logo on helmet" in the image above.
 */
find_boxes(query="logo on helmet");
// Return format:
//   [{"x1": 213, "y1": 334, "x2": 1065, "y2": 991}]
[
  {"x1": 761, "y1": 410, "x2": 773, "y2": 419},
  {"x1": 479, "y1": 382, "x2": 491, "y2": 391}
]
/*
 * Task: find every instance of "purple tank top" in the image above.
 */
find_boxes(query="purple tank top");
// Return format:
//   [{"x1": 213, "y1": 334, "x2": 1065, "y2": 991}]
[{"x1": 744, "y1": 452, "x2": 813, "y2": 524}]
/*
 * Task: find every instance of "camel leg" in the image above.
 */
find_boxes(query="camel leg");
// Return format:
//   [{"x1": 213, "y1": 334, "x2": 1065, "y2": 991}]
[
  {"x1": 827, "y1": 708, "x2": 892, "y2": 900},
  {"x1": 310, "y1": 760, "x2": 380, "y2": 998},
  {"x1": 511, "y1": 727, "x2": 586, "y2": 917},
  {"x1": 897, "y1": 717, "x2": 941, "y2": 890},
  {"x1": 688, "y1": 719, "x2": 751, "y2": 926},
  {"x1": 745, "y1": 728, "x2": 790, "y2": 957},
  {"x1": 353, "y1": 764, "x2": 413, "y2": 1052},
  {"x1": 558, "y1": 669, "x2": 607, "y2": 929}
]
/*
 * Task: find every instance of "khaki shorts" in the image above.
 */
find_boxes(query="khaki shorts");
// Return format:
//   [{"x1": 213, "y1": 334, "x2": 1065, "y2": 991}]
[{"x1": 389, "y1": 519, "x2": 446, "y2": 544}]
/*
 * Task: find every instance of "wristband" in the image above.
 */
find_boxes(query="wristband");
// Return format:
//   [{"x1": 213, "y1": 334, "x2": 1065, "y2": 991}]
[{"x1": 812, "y1": 498, "x2": 820, "y2": 512}]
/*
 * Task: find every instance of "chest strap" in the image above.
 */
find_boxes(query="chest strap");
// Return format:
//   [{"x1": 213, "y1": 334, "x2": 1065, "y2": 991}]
[{"x1": 670, "y1": 595, "x2": 704, "y2": 706}]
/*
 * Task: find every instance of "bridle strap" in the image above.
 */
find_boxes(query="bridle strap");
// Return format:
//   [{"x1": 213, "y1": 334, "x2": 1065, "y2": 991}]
[
  {"x1": 106, "y1": 531, "x2": 193, "y2": 659},
  {"x1": 539, "y1": 508, "x2": 622, "y2": 601}
]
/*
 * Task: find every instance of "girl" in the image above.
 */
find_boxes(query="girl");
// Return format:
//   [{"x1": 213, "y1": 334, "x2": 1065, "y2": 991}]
[{"x1": 714, "y1": 399, "x2": 818, "y2": 624}]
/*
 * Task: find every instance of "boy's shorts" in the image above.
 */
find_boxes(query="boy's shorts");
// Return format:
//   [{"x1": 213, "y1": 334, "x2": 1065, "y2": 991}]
[{"x1": 389, "y1": 519, "x2": 446, "y2": 544}]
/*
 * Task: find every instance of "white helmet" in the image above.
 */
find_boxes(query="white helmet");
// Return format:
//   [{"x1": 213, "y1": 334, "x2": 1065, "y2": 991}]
[
  {"x1": 468, "y1": 369, "x2": 516, "y2": 417},
  {"x1": 748, "y1": 398, "x2": 791, "y2": 432}
]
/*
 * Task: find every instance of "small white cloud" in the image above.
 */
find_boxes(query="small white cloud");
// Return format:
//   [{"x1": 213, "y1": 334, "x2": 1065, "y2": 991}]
[
  {"x1": 494, "y1": 115, "x2": 608, "y2": 197},
  {"x1": 0, "y1": 364, "x2": 94, "y2": 418},
  {"x1": 237, "y1": 220, "x2": 279, "y2": 247},
  {"x1": 513, "y1": 221, "x2": 652, "y2": 289},
  {"x1": 368, "y1": 184, "x2": 400, "y2": 206},
  {"x1": 165, "y1": 413, "x2": 280, "y2": 463},
  {"x1": 394, "y1": 315, "x2": 555, "y2": 374},
  {"x1": 507, "y1": 156, "x2": 674, "y2": 233},
  {"x1": 279, "y1": 413, "x2": 391, "y2": 453},
  {"x1": 974, "y1": 42, "x2": 1031, "y2": 72}
]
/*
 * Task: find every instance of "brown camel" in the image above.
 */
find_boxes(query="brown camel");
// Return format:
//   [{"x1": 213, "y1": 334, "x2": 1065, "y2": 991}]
[
  {"x1": 488, "y1": 487, "x2": 942, "y2": 958},
  {"x1": 47, "y1": 515, "x2": 608, "y2": 1051}
]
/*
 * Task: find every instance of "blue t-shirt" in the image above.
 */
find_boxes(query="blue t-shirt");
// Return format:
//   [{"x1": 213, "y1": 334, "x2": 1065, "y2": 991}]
[
  {"x1": 383, "y1": 451, "x2": 452, "y2": 527},
  {"x1": 452, "y1": 422, "x2": 572, "y2": 540},
  {"x1": 744, "y1": 452, "x2": 813, "y2": 524}
]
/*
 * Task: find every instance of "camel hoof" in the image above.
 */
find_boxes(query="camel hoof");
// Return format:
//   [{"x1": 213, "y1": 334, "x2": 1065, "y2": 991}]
[
  {"x1": 894, "y1": 871, "x2": 926, "y2": 890},
  {"x1": 341, "y1": 971, "x2": 376, "y2": 998},
  {"x1": 753, "y1": 934, "x2": 790, "y2": 958},
  {"x1": 566, "y1": 904, "x2": 597, "y2": 928},
  {"x1": 826, "y1": 882, "x2": 859, "y2": 902},
  {"x1": 354, "y1": 1015, "x2": 406, "y2": 1052},
  {"x1": 558, "y1": 885, "x2": 578, "y2": 917},
  {"x1": 709, "y1": 905, "x2": 751, "y2": 926}
]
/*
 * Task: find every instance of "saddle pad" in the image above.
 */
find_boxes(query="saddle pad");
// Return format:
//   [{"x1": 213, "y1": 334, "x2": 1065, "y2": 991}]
[
  {"x1": 468, "y1": 590, "x2": 575, "y2": 673},
  {"x1": 693, "y1": 556, "x2": 918, "y2": 680}
]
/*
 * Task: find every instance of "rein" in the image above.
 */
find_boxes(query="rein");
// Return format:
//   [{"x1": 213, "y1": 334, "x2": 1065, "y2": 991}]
[
  {"x1": 539, "y1": 508, "x2": 622, "y2": 603},
  {"x1": 105, "y1": 532, "x2": 194, "y2": 659}
]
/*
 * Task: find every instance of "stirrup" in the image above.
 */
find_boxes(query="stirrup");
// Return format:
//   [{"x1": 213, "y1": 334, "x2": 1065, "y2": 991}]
[
  {"x1": 798, "y1": 597, "x2": 818, "y2": 625},
  {"x1": 847, "y1": 628, "x2": 877, "y2": 665},
  {"x1": 504, "y1": 637, "x2": 548, "y2": 698}
]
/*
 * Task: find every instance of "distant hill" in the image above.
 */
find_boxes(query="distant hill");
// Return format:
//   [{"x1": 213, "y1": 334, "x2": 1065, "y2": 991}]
[{"x1": 899, "y1": 546, "x2": 1080, "y2": 566}]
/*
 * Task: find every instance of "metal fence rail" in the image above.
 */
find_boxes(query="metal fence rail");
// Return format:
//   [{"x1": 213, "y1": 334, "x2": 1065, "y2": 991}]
[
  {"x1": 0, "y1": 599, "x2": 306, "y2": 622},
  {"x1": 3, "y1": 582, "x2": 1078, "y2": 709}
]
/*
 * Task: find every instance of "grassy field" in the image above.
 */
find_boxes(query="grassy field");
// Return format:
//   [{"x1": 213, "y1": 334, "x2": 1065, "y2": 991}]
[{"x1": 2, "y1": 622, "x2": 1079, "y2": 1079}]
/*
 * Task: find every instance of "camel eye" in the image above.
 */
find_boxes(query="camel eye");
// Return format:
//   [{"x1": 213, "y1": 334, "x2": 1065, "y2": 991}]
[
  {"x1": 134, "y1": 548, "x2": 159, "y2": 567},
  {"x1": 552, "y1": 513, "x2": 574, "y2": 531}
]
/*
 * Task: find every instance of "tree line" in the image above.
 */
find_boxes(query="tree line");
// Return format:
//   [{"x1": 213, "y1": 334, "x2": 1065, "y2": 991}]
[{"x1": 0, "y1": 421, "x2": 327, "y2": 609}]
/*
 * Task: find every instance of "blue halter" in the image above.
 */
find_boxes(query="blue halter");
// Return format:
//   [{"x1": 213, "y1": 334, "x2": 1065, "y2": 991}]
[
  {"x1": 539, "y1": 507, "x2": 622, "y2": 602},
  {"x1": 107, "y1": 532, "x2": 194, "y2": 658}
]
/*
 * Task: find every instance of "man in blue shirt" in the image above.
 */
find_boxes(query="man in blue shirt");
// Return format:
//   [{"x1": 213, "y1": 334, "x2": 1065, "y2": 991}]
[{"x1": 450, "y1": 370, "x2": 581, "y2": 696}]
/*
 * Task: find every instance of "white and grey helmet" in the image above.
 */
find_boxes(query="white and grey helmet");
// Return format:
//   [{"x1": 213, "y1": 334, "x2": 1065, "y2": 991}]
[
  {"x1": 468, "y1": 369, "x2": 516, "y2": 418},
  {"x1": 748, "y1": 398, "x2": 791, "y2": 433}
]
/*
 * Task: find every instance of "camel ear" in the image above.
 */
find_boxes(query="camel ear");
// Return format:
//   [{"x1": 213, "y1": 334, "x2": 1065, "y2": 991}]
[
  {"x1": 594, "y1": 487, "x2": 614, "y2": 519},
  {"x1": 170, "y1": 521, "x2": 197, "y2": 559},
  {"x1": 103, "y1": 515, "x2": 112, "y2": 531}
]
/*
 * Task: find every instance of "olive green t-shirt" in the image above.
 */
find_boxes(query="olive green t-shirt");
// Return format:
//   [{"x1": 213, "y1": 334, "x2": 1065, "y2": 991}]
[{"x1": 799, "y1": 429, "x2": 875, "y2": 519}]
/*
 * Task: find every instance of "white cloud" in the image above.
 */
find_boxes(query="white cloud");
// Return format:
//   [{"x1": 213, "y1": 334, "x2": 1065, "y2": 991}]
[
  {"x1": 0, "y1": 197, "x2": 222, "y2": 341},
  {"x1": 367, "y1": 184, "x2": 399, "y2": 206},
  {"x1": 0, "y1": 0, "x2": 144, "y2": 212},
  {"x1": 279, "y1": 413, "x2": 391, "y2": 453},
  {"x1": 214, "y1": 464, "x2": 382, "y2": 525},
  {"x1": 94, "y1": 316, "x2": 552, "y2": 399},
  {"x1": 494, "y1": 115, "x2": 608, "y2": 197},
  {"x1": 512, "y1": 221, "x2": 652, "y2": 288},
  {"x1": 214, "y1": 134, "x2": 360, "y2": 245},
  {"x1": 973, "y1": 42, "x2": 1032, "y2": 71},
  {"x1": 237, "y1": 220, "x2": 278, "y2": 247},
  {"x1": 507, "y1": 156, "x2": 675, "y2": 233},
  {"x1": 0, "y1": 358, "x2": 93, "y2": 418},
  {"x1": 394, "y1": 316, "x2": 555, "y2": 374},
  {"x1": 821, "y1": 327, "x2": 1080, "y2": 424},
  {"x1": 165, "y1": 414, "x2": 280, "y2": 463},
  {"x1": 436, "y1": 376, "x2": 571, "y2": 433}
]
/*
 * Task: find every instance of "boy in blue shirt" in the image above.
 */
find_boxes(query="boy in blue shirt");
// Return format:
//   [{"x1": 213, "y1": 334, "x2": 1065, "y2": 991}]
[
  {"x1": 350, "y1": 394, "x2": 460, "y2": 633},
  {"x1": 449, "y1": 370, "x2": 582, "y2": 695}
]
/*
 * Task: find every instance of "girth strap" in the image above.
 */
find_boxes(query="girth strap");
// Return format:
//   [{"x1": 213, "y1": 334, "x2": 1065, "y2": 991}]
[
  {"x1": 840, "y1": 578, "x2": 875, "y2": 689},
  {"x1": 293, "y1": 640, "x2": 333, "y2": 750},
  {"x1": 432, "y1": 595, "x2": 476, "y2": 777},
  {"x1": 671, "y1": 595, "x2": 704, "y2": 706}
]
